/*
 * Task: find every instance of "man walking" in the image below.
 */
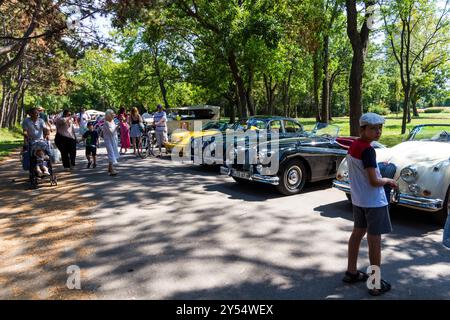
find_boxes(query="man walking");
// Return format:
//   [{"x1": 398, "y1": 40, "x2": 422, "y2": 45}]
[{"x1": 153, "y1": 104, "x2": 168, "y2": 157}]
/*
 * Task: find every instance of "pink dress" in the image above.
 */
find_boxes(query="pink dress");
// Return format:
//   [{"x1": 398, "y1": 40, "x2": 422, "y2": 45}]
[{"x1": 118, "y1": 114, "x2": 131, "y2": 149}]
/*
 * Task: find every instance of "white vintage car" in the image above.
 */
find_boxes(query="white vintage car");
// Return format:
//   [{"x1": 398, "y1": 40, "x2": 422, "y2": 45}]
[{"x1": 333, "y1": 124, "x2": 450, "y2": 225}]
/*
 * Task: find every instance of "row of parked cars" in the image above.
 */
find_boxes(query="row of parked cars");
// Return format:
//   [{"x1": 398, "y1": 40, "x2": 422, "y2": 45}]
[{"x1": 167, "y1": 116, "x2": 450, "y2": 225}]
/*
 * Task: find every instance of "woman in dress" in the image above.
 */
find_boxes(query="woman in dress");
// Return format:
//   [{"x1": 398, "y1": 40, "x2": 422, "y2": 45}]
[
  {"x1": 128, "y1": 107, "x2": 143, "y2": 155},
  {"x1": 117, "y1": 107, "x2": 131, "y2": 154},
  {"x1": 102, "y1": 109, "x2": 120, "y2": 176}
]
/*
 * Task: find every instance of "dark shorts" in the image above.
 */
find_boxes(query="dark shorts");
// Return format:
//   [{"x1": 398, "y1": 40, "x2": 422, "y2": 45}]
[
  {"x1": 353, "y1": 205, "x2": 392, "y2": 235},
  {"x1": 85, "y1": 146, "x2": 97, "y2": 156}
]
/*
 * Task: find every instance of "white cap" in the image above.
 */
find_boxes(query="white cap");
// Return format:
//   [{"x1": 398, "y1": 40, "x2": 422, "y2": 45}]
[{"x1": 359, "y1": 113, "x2": 385, "y2": 126}]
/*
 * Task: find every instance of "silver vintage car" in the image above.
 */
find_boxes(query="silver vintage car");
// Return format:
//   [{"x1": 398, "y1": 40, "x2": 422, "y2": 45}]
[{"x1": 333, "y1": 124, "x2": 450, "y2": 225}]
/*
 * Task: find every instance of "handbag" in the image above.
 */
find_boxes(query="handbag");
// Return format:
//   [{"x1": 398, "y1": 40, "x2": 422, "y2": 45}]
[{"x1": 48, "y1": 141, "x2": 61, "y2": 164}]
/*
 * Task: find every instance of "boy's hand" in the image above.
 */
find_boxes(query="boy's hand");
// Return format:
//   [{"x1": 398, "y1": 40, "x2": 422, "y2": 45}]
[{"x1": 384, "y1": 178, "x2": 398, "y2": 188}]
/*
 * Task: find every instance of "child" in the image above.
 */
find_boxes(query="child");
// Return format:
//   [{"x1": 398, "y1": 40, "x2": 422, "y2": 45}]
[
  {"x1": 343, "y1": 113, "x2": 398, "y2": 296},
  {"x1": 82, "y1": 122, "x2": 99, "y2": 168},
  {"x1": 34, "y1": 148, "x2": 50, "y2": 176}
]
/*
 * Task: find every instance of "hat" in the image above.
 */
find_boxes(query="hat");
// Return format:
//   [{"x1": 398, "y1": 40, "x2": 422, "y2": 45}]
[
  {"x1": 359, "y1": 113, "x2": 385, "y2": 126},
  {"x1": 157, "y1": 104, "x2": 163, "y2": 109}
]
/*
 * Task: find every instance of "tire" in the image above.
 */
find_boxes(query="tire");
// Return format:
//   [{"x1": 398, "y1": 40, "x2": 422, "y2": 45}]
[
  {"x1": 434, "y1": 185, "x2": 450, "y2": 226},
  {"x1": 137, "y1": 135, "x2": 149, "y2": 159},
  {"x1": 276, "y1": 159, "x2": 308, "y2": 196}
]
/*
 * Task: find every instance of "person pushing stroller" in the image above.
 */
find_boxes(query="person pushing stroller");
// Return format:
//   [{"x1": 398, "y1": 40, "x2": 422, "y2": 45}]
[{"x1": 22, "y1": 107, "x2": 56, "y2": 187}]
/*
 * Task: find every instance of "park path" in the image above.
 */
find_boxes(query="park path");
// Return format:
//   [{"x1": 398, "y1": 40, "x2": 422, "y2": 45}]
[
  {"x1": 1, "y1": 142, "x2": 449, "y2": 299},
  {"x1": 0, "y1": 147, "x2": 97, "y2": 299}
]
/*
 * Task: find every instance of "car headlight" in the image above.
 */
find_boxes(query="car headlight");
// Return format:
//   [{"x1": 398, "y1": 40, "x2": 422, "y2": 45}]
[
  {"x1": 257, "y1": 149, "x2": 272, "y2": 164},
  {"x1": 208, "y1": 141, "x2": 216, "y2": 151},
  {"x1": 408, "y1": 184, "x2": 421, "y2": 195},
  {"x1": 400, "y1": 166, "x2": 418, "y2": 183}
]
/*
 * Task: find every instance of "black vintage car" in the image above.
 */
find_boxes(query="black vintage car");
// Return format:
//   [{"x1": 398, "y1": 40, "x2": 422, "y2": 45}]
[
  {"x1": 192, "y1": 116, "x2": 305, "y2": 165},
  {"x1": 220, "y1": 123, "x2": 358, "y2": 195}
]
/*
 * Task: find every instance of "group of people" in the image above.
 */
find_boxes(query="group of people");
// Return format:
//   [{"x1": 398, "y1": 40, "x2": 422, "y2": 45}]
[
  {"x1": 22, "y1": 104, "x2": 168, "y2": 177},
  {"x1": 116, "y1": 104, "x2": 168, "y2": 156}
]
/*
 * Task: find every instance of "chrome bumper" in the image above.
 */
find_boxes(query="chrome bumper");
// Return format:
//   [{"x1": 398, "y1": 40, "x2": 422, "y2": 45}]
[
  {"x1": 332, "y1": 180, "x2": 351, "y2": 193},
  {"x1": 220, "y1": 166, "x2": 279, "y2": 185},
  {"x1": 332, "y1": 180, "x2": 443, "y2": 212}
]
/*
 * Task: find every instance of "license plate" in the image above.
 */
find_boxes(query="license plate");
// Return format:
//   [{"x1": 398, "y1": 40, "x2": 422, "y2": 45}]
[{"x1": 231, "y1": 170, "x2": 250, "y2": 179}]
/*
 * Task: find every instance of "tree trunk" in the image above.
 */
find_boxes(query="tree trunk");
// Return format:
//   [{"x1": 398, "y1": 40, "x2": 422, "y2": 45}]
[
  {"x1": 246, "y1": 68, "x2": 255, "y2": 116},
  {"x1": 152, "y1": 51, "x2": 169, "y2": 109},
  {"x1": 345, "y1": 0, "x2": 374, "y2": 136},
  {"x1": 410, "y1": 83, "x2": 419, "y2": 117},
  {"x1": 329, "y1": 70, "x2": 340, "y2": 121},
  {"x1": 263, "y1": 74, "x2": 277, "y2": 115},
  {"x1": 313, "y1": 50, "x2": 321, "y2": 122},
  {"x1": 401, "y1": 88, "x2": 409, "y2": 133},
  {"x1": 321, "y1": 34, "x2": 330, "y2": 124},
  {"x1": 228, "y1": 51, "x2": 247, "y2": 118},
  {"x1": 0, "y1": 80, "x2": 6, "y2": 128}
]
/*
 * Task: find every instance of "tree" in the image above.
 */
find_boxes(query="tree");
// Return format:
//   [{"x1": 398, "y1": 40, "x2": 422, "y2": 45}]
[
  {"x1": 345, "y1": 0, "x2": 376, "y2": 136},
  {"x1": 382, "y1": 0, "x2": 450, "y2": 133}
]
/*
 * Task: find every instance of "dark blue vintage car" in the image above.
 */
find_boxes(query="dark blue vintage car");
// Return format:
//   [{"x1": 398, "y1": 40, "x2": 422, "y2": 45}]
[
  {"x1": 191, "y1": 116, "x2": 306, "y2": 165},
  {"x1": 219, "y1": 123, "x2": 359, "y2": 195}
]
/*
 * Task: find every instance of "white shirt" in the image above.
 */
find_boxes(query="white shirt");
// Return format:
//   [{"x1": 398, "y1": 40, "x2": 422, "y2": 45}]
[{"x1": 79, "y1": 112, "x2": 89, "y2": 127}]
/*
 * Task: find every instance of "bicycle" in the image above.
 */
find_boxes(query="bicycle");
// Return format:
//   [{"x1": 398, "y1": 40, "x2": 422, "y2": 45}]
[{"x1": 137, "y1": 123, "x2": 157, "y2": 158}]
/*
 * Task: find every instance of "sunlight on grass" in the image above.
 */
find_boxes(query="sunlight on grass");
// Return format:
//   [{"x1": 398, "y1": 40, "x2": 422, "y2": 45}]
[
  {"x1": 0, "y1": 127, "x2": 23, "y2": 161},
  {"x1": 299, "y1": 113, "x2": 450, "y2": 147}
]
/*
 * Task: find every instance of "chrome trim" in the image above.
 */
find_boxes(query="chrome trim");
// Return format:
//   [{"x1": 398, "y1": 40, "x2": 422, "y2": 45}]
[
  {"x1": 220, "y1": 166, "x2": 231, "y2": 176},
  {"x1": 251, "y1": 174, "x2": 279, "y2": 185},
  {"x1": 332, "y1": 180, "x2": 443, "y2": 212},
  {"x1": 221, "y1": 166, "x2": 279, "y2": 185},
  {"x1": 332, "y1": 180, "x2": 351, "y2": 193},
  {"x1": 392, "y1": 191, "x2": 443, "y2": 212}
]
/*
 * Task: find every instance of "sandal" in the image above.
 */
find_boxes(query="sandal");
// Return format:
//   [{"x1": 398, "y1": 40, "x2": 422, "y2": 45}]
[
  {"x1": 342, "y1": 270, "x2": 369, "y2": 283},
  {"x1": 368, "y1": 279, "x2": 391, "y2": 296}
]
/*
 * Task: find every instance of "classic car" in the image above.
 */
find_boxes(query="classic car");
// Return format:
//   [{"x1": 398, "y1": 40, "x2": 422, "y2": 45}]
[
  {"x1": 219, "y1": 123, "x2": 362, "y2": 195},
  {"x1": 333, "y1": 124, "x2": 450, "y2": 225},
  {"x1": 192, "y1": 116, "x2": 307, "y2": 165},
  {"x1": 166, "y1": 120, "x2": 232, "y2": 155},
  {"x1": 166, "y1": 105, "x2": 221, "y2": 135}
]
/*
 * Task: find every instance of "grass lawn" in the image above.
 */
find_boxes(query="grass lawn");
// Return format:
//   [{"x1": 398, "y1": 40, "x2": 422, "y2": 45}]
[
  {"x1": 0, "y1": 126, "x2": 23, "y2": 161},
  {"x1": 299, "y1": 112, "x2": 450, "y2": 147}
]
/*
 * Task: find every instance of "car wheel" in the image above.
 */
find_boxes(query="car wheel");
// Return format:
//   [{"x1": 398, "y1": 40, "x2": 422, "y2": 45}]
[
  {"x1": 276, "y1": 159, "x2": 307, "y2": 196},
  {"x1": 434, "y1": 185, "x2": 450, "y2": 226}
]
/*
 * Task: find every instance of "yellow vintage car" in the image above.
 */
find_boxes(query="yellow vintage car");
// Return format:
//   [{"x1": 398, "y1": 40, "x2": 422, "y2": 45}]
[{"x1": 165, "y1": 120, "x2": 231, "y2": 156}]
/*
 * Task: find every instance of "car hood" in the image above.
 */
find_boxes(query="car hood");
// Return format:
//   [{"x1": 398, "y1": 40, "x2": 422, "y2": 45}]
[{"x1": 376, "y1": 141, "x2": 450, "y2": 166}]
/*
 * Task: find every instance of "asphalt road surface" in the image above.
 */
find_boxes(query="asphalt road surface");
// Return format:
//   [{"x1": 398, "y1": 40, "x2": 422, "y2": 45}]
[{"x1": 2, "y1": 143, "x2": 449, "y2": 299}]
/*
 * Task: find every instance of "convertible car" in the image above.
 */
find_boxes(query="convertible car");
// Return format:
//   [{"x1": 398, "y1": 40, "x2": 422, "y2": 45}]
[
  {"x1": 333, "y1": 124, "x2": 450, "y2": 225},
  {"x1": 220, "y1": 123, "x2": 364, "y2": 195},
  {"x1": 166, "y1": 120, "x2": 231, "y2": 156},
  {"x1": 189, "y1": 116, "x2": 307, "y2": 165}
]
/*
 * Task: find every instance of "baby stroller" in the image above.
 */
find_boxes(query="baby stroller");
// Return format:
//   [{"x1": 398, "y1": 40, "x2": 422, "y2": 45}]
[{"x1": 22, "y1": 139, "x2": 58, "y2": 189}]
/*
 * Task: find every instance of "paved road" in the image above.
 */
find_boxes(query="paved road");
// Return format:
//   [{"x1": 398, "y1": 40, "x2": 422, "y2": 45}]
[{"x1": 2, "y1": 143, "x2": 450, "y2": 299}]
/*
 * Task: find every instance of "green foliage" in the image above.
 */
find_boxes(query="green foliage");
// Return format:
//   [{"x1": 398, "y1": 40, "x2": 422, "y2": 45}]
[
  {"x1": 424, "y1": 107, "x2": 446, "y2": 113},
  {"x1": 368, "y1": 102, "x2": 391, "y2": 115}
]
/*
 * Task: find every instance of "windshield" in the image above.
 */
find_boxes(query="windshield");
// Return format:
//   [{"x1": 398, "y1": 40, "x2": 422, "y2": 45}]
[
  {"x1": 202, "y1": 121, "x2": 230, "y2": 131},
  {"x1": 408, "y1": 125, "x2": 450, "y2": 142},
  {"x1": 167, "y1": 109, "x2": 217, "y2": 120},
  {"x1": 308, "y1": 122, "x2": 340, "y2": 139},
  {"x1": 229, "y1": 118, "x2": 269, "y2": 131}
]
